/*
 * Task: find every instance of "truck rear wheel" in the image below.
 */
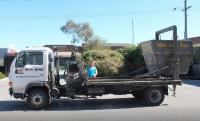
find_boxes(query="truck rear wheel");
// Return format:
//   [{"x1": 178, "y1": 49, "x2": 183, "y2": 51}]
[
  {"x1": 27, "y1": 89, "x2": 49, "y2": 110},
  {"x1": 144, "y1": 88, "x2": 165, "y2": 106}
]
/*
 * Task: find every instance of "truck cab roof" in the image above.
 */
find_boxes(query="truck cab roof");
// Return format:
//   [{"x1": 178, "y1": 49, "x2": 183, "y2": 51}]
[{"x1": 20, "y1": 47, "x2": 53, "y2": 53}]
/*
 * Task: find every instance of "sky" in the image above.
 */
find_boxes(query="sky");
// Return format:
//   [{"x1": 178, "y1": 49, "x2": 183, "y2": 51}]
[{"x1": 0, "y1": 0, "x2": 199, "y2": 49}]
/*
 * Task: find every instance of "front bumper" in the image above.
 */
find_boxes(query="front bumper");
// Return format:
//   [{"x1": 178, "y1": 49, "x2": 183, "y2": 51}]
[{"x1": 9, "y1": 88, "x2": 25, "y2": 99}]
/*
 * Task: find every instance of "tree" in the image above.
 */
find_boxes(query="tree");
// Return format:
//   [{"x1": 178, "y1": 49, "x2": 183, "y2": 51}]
[
  {"x1": 61, "y1": 20, "x2": 93, "y2": 44},
  {"x1": 61, "y1": 20, "x2": 109, "y2": 50},
  {"x1": 83, "y1": 36, "x2": 110, "y2": 51}
]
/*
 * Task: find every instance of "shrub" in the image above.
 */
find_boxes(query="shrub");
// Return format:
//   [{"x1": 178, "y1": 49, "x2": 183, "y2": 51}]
[
  {"x1": 118, "y1": 45, "x2": 146, "y2": 75},
  {"x1": 81, "y1": 49, "x2": 124, "y2": 77},
  {"x1": 0, "y1": 72, "x2": 5, "y2": 79}
]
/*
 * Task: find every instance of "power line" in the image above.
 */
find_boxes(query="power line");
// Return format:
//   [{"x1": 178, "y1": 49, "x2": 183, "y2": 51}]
[
  {"x1": 0, "y1": 9, "x2": 174, "y2": 20},
  {"x1": 0, "y1": 0, "x2": 36, "y2": 1}
]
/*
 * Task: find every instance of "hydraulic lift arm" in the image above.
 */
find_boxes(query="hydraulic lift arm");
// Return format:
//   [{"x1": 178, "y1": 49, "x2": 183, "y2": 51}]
[{"x1": 155, "y1": 25, "x2": 179, "y2": 96}]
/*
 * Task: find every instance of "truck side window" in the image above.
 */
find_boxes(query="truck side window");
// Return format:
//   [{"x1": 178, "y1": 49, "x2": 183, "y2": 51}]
[
  {"x1": 26, "y1": 52, "x2": 43, "y2": 65},
  {"x1": 15, "y1": 52, "x2": 26, "y2": 67}
]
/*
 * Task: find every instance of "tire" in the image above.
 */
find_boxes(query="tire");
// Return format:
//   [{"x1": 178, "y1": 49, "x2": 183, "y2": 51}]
[
  {"x1": 27, "y1": 89, "x2": 49, "y2": 110},
  {"x1": 144, "y1": 88, "x2": 165, "y2": 106}
]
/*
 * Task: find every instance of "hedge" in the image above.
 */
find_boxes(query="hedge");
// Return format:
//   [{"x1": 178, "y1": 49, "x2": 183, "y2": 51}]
[
  {"x1": 118, "y1": 45, "x2": 146, "y2": 75},
  {"x1": 0, "y1": 72, "x2": 5, "y2": 79},
  {"x1": 81, "y1": 49, "x2": 124, "y2": 77}
]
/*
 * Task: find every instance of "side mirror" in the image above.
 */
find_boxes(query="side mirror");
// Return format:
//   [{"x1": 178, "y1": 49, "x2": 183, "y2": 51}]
[
  {"x1": 50, "y1": 62, "x2": 54, "y2": 72},
  {"x1": 49, "y1": 56, "x2": 54, "y2": 72}
]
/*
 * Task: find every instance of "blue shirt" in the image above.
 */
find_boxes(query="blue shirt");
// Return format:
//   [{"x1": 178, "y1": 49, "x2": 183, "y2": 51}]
[{"x1": 87, "y1": 66, "x2": 97, "y2": 78}]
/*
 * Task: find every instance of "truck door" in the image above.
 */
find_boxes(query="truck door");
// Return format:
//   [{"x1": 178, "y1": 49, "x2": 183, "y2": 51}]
[{"x1": 13, "y1": 51, "x2": 45, "y2": 93}]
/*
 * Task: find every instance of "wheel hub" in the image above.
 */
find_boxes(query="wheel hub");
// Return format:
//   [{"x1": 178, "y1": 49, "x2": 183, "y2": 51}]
[
  {"x1": 149, "y1": 90, "x2": 161, "y2": 103},
  {"x1": 32, "y1": 95, "x2": 43, "y2": 105}
]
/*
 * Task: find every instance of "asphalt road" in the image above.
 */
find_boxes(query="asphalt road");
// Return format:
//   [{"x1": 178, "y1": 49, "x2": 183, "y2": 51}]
[{"x1": 0, "y1": 78, "x2": 200, "y2": 121}]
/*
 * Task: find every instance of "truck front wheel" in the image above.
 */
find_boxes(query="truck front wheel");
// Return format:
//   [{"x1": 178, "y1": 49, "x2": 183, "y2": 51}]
[
  {"x1": 144, "y1": 88, "x2": 165, "y2": 106},
  {"x1": 27, "y1": 89, "x2": 49, "y2": 110}
]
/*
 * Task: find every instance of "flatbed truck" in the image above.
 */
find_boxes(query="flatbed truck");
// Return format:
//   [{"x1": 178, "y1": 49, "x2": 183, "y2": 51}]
[{"x1": 8, "y1": 26, "x2": 193, "y2": 109}]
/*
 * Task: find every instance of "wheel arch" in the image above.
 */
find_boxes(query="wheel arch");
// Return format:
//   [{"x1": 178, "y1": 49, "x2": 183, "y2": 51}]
[
  {"x1": 144, "y1": 86, "x2": 168, "y2": 95},
  {"x1": 25, "y1": 82, "x2": 49, "y2": 96}
]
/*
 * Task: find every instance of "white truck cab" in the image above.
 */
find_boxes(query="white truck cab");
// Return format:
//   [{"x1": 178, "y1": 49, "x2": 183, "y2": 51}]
[{"x1": 9, "y1": 47, "x2": 54, "y2": 100}]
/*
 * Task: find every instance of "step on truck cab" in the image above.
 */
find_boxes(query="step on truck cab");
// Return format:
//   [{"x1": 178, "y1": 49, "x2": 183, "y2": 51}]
[{"x1": 8, "y1": 26, "x2": 193, "y2": 110}]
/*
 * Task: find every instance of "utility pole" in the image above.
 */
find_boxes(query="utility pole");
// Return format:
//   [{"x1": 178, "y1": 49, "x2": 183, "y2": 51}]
[
  {"x1": 183, "y1": 0, "x2": 192, "y2": 40},
  {"x1": 132, "y1": 19, "x2": 134, "y2": 45},
  {"x1": 184, "y1": 0, "x2": 188, "y2": 40}
]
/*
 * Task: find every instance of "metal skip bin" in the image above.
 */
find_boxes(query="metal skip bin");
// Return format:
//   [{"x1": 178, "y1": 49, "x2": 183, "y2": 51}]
[
  {"x1": 140, "y1": 26, "x2": 194, "y2": 76},
  {"x1": 141, "y1": 40, "x2": 193, "y2": 74}
]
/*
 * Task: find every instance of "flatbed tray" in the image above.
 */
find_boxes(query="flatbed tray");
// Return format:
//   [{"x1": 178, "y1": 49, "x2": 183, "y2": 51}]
[{"x1": 86, "y1": 77, "x2": 182, "y2": 86}]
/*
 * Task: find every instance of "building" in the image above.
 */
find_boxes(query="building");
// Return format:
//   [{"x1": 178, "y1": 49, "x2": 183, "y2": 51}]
[
  {"x1": 44, "y1": 45, "x2": 83, "y2": 58},
  {"x1": 108, "y1": 43, "x2": 131, "y2": 50},
  {"x1": 0, "y1": 48, "x2": 7, "y2": 72},
  {"x1": 190, "y1": 36, "x2": 200, "y2": 47},
  {"x1": 0, "y1": 48, "x2": 16, "y2": 75},
  {"x1": 44, "y1": 43, "x2": 131, "y2": 69},
  {"x1": 44, "y1": 43, "x2": 131, "y2": 57},
  {"x1": 44, "y1": 45, "x2": 83, "y2": 68}
]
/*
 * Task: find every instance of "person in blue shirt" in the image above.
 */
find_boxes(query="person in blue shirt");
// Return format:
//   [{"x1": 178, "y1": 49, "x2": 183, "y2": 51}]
[{"x1": 87, "y1": 61, "x2": 98, "y2": 78}]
